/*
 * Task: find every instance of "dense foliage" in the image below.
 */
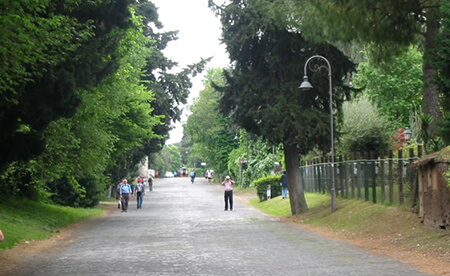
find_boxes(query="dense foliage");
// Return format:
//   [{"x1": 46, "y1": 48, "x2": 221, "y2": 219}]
[
  {"x1": 352, "y1": 47, "x2": 423, "y2": 127},
  {"x1": 253, "y1": 175, "x2": 282, "y2": 201},
  {"x1": 338, "y1": 97, "x2": 392, "y2": 154},
  {"x1": 184, "y1": 68, "x2": 238, "y2": 176},
  {"x1": 0, "y1": 1, "x2": 205, "y2": 207},
  {"x1": 0, "y1": 0, "x2": 133, "y2": 171}
]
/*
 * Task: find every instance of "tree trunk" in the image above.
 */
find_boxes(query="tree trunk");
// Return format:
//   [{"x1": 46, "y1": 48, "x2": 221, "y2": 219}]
[
  {"x1": 284, "y1": 143, "x2": 308, "y2": 214},
  {"x1": 423, "y1": 7, "x2": 441, "y2": 136}
]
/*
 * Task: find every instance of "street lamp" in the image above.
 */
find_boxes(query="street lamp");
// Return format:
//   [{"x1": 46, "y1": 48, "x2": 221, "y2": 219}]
[
  {"x1": 404, "y1": 127, "x2": 412, "y2": 144},
  {"x1": 299, "y1": 55, "x2": 336, "y2": 213}
]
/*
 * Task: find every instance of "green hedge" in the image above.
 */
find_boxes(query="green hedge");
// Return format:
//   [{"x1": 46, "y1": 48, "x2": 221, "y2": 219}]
[{"x1": 253, "y1": 175, "x2": 282, "y2": 201}]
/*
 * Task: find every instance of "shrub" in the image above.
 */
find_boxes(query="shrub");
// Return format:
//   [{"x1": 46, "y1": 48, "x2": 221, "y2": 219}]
[
  {"x1": 339, "y1": 96, "x2": 392, "y2": 154},
  {"x1": 253, "y1": 175, "x2": 282, "y2": 201}
]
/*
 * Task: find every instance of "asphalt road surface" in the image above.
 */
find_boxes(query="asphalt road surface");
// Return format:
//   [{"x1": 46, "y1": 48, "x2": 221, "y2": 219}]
[{"x1": 6, "y1": 177, "x2": 430, "y2": 276}]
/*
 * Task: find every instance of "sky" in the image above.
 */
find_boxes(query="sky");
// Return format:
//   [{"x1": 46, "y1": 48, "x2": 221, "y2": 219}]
[{"x1": 150, "y1": 0, "x2": 230, "y2": 144}]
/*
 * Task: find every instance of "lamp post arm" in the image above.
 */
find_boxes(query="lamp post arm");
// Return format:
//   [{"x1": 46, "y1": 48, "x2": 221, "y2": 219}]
[{"x1": 303, "y1": 55, "x2": 331, "y2": 78}]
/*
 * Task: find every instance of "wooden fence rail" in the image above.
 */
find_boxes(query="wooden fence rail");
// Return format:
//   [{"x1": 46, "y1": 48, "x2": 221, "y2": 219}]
[{"x1": 299, "y1": 146, "x2": 423, "y2": 206}]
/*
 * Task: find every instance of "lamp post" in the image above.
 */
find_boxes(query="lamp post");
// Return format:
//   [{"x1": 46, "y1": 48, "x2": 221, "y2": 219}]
[
  {"x1": 404, "y1": 127, "x2": 412, "y2": 144},
  {"x1": 299, "y1": 55, "x2": 336, "y2": 212}
]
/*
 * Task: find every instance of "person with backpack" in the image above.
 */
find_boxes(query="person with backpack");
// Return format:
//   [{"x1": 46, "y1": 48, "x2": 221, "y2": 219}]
[
  {"x1": 119, "y1": 179, "x2": 132, "y2": 213},
  {"x1": 135, "y1": 178, "x2": 146, "y2": 209}
]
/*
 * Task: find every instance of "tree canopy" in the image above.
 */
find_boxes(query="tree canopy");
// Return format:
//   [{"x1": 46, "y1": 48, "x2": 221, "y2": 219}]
[
  {"x1": 0, "y1": 1, "x2": 207, "y2": 207},
  {"x1": 0, "y1": 0, "x2": 133, "y2": 171},
  {"x1": 352, "y1": 46, "x2": 423, "y2": 127},
  {"x1": 184, "y1": 68, "x2": 237, "y2": 175}
]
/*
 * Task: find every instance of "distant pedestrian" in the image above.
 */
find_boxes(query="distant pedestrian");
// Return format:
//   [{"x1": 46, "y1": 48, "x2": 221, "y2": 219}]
[
  {"x1": 135, "y1": 178, "x2": 145, "y2": 209},
  {"x1": 116, "y1": 181, "x2": 122, "y2": 209},
  {"x1": 267, "y1": 184, "x2": 271, "y2": 200},
  {"x1": 280, "y1": 170, "x2": 288, "y2": 199},
  {"x1": 206, "y1": 170, "x2": 213, "y2": 183},
  {"x1": 190, "y1": 170, "x2": 196, "y2": 184},
  {"x1": 221, "y1": 176, "x2": 235, "y2": 211},
  {"x1": 148, "y1": 176, "x2": 153, "y2": 191},
  {"x1": 119, "y1": 179, "x2": 132, "y2": 213},
  {"x1": 0, "y1": 229, "x2": 4, "y2": 242}
]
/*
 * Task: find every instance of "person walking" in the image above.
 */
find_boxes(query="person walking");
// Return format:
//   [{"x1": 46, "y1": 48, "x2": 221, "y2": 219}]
[
  {"x1": 190, "y1": 170, "x2": 196, "y2": 184},
  {"x1": 116, "y1": 181, "x2": 122, "y2": 209},
  {"x1": 221, "y1": 176, "x2": 235, "y2": 211},
  {"x1": 148, "y1": 176, "x2": 153, "y2": 191},
  {"x1": 135, "y1": 178, "x2": 145, "y2": 209},
  {"x1": 266, "y1": 184, "x2": 272, "y2": 200},
  {"x1": 206, "y1": 170, "x2": 213, "y2": 183},
  {"x1": 280, "y1": 170, "x2": 288, "y2": 199},
  {"x1": 119, "y1": 179, "x2": 132, "y2": 213}
]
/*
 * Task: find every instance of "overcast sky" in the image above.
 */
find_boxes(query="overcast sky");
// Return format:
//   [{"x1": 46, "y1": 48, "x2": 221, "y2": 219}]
[{"x1": 150, "y1": 0, "x2": 229, "y2": 144}]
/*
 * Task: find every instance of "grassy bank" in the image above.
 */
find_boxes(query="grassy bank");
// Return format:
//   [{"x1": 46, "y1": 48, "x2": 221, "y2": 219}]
[
  {"x1": 0, "y1": 199, "x2": 104, "y2": 251},
  {"x1": 248, "y1": 192, "x2": 450, "y2": 262}
]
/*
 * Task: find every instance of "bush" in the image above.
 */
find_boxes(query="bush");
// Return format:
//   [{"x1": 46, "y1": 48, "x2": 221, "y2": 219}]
[
  {"x1": 339, "y1": 96, "x2": 392, "y2": 154},
  {"x1": 253, "y1": 175, "x2": 282, "y2": 201}
]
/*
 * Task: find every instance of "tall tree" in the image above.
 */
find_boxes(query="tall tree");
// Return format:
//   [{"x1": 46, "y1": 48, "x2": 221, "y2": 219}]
[
  {"x1": 435, "y1": 2, "x2": 450, "y2": 143},
  {"x1": 134, "y1": 1, "x2": 210, "y2": 155},
  {"x1": 185, "y1": 68, "x2": 237, "y2": 174},
  {"x1": 210, "y1": 0, "x2": 355, "y2": 214},
  {"x1": 0, "y1": 0, "x2": 133, "y2": 171}
]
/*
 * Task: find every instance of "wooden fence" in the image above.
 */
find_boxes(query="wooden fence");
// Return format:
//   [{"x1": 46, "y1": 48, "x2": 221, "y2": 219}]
[{"x1": 299, "y1": 146, "x2": 423, "y2": 207}]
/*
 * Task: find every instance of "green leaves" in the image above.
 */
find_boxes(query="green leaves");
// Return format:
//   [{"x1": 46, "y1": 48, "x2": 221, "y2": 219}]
[
  {"x1": 352, "y1": 46, "x2": 423, "y2": 127},
  {"x1": 339, "y1": 96, "x2": 392, "y2": 154},
  {"x1": 215, "y1": 0, "x2": 355, "y2": 154},
  {"x1": 185, "y1": 68, "x2": 236, "y2": 174}
]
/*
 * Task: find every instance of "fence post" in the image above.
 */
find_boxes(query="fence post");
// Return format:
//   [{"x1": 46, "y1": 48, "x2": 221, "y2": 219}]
[
  {"x1": 357, "y1": 152, "x2": 362, "y2": 199},
  {"x1": 314, "y1": 158, "x2": 319, "y2": 193},
  {"x1": 409, "y1": 148, "x2": 418, "y2": 210},
  {"x1": 398, "y1": 149, "x2": 404, "y2": 205},
  {"x1": 350, "y1": 152, "x2": 356, "y2": 198},
  {"x1": 371, "y1": 150, "x2": 377, "y2": 204},
  {"x1": 339, "y1": 155, "x2": 344, "y2": 197},
  {"x1": 364, "y1": 151, "x2": 370, "y2": 201},
  {"x1": 318, "y1": 158, "x2": 323, "y2": 194},
  {"x1": 344, "y1": 154, "x2": 349, "y2": 198},
  {"x1": 389, "y1": 150, "x2": 394, "y2": 205},
  {"x1": 380, "y1": 151, "x2": 385, "y2": 204}
]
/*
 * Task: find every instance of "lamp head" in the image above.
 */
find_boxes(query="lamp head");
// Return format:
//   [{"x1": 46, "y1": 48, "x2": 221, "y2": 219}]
[{"x1": 299, "y1": 75, "x2": 313, "y2": 90}]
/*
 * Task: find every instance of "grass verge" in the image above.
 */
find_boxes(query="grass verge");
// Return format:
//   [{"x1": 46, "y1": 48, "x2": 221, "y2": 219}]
[
  {"x1": 0, "y1": 199, "x2": 104, "y2": 251},
  {"x1": 248, "y1": 192, "x2": 450, "y2": 264}
]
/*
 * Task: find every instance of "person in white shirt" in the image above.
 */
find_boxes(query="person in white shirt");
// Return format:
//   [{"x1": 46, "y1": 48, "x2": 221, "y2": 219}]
[{"x1": 206, "y1": 170, "x2": 213, "y2": 183}]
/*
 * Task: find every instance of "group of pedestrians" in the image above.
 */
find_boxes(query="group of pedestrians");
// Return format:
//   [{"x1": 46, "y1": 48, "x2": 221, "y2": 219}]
[
  {"x1": 114, "y1": 170, "x2": 288, "y2": 213},
  {"x1": 116, "y1": 176, "x2": 152, "y2": 213}
]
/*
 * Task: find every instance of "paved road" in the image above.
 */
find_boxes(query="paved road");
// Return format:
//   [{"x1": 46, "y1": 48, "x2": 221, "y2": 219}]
[{"x1": 7, "y1": 177, "x2": 430, "y2": 276}]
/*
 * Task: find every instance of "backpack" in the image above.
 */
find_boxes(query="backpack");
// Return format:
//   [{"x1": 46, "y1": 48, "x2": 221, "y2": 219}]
[
  {"x1": 136, "y1": 183, "x2": 143, "y2": 193},
  {"x1": 190, "y1": 171, "x2": 195, "y2": 177}
]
